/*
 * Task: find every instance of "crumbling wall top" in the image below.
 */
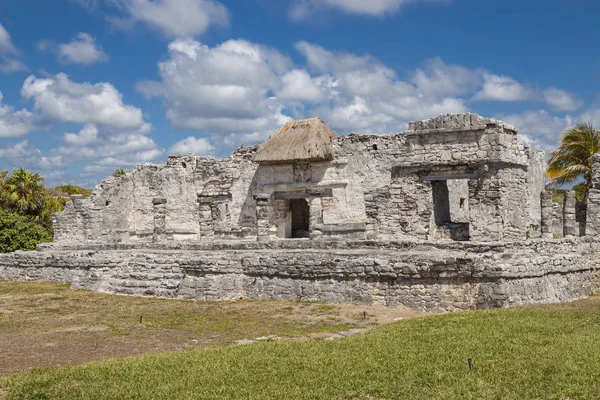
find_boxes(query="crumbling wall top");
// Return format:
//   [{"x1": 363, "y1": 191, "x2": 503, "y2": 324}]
[{"x1": 408, "y1": 113, "x2": 517, "y2": 134}]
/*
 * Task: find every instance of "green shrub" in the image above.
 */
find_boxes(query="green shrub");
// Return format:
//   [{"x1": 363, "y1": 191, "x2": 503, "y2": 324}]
[{"x1": 0, "y1": 210, "x2": 52, "y2": 253}]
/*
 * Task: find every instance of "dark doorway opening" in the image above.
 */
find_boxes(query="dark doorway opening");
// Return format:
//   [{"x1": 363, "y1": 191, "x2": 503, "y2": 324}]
[
  {"x1": 290, "y1": 199, "x2": 310, "y2": 238},
  {"x1": 432, "y1": 180, "x2": 451, "y2": 226}
]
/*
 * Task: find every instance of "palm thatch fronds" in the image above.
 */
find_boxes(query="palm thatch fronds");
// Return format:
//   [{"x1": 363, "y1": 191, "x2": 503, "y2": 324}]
[
  {"x1": 253, "y1": 118, "x2": 336, "y2": 164},
  {"x1": 547, "y1": 122, "x2": 600, "y2": 188}
]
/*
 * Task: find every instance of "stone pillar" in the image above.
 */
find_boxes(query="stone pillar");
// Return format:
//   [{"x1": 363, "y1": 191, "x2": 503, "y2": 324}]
[
  {"x1": 593, "y1": 153, "x2": 600, "y2": 189},
  {"x1": 254, "y1": 194, "x2": 270, "y2": 242},
  {"x1": 152, "y1": 197, "x2": 167, "y2": 242},
  {"x1": 540, "y1": 190, "x2": 554, "y2": 239},
  {"x1": 467, "y1": 175, "x2": 503, "y2": 241},
  {"x1": 586, "y1": 189, "x2": 600, "y2": 236},
  {"x1": 197, "y1": 198, "x2": 214, "y2": 239},
  {"x1": 308, "y1": 195, "x2": 323, "y2": 240},
  {"x1": 586, "y1": 153, "x2": 600, "y2": 236},
  {"x1": 563, "y1": 190, "x2": 577, "y2": 237}
]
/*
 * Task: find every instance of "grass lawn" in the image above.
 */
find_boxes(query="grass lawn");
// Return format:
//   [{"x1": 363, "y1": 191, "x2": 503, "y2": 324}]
[
  {"x1": 2, "y1": 286, "x2": 600, "y2": 399},
  {"x1": 0, "y1": 281, "x2": 415, "y2": 377}
]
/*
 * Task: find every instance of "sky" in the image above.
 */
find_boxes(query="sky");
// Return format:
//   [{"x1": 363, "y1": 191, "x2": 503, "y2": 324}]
[{"x1": 0, "y1": 0, "x2": 599, "y2": 187}]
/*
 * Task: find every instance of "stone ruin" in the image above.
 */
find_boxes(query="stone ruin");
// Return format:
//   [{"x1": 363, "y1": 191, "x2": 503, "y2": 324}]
[{"x1": 1, "y1": 113, "x2": 600, "y2": 312}]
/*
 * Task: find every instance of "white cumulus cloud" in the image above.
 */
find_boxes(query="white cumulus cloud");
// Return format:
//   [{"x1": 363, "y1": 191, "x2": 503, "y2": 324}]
[
  {"x1": 497, "y1": 110, "x2": 575, "y2": 152},
  {"x1": 138, "y1": 37, "x2": 587, "y2": 154},
  {"x1": 0, "y1": 23, "x2": 27, "y2": 73},
  {"x1": 21, "y1": 73, "x2": 145, "y2": 128},
  {"x1": 0, "y1": 23, "x2": 18, "y2": 55},
  {"x1": 107, "y1": 0, "x2": 229, "y2": 38},
  {"x1": 412, "y1": 57, "x2": 482, "y2": 97},
  {"x1": 277, "y1": 69, "x2": 325, "y2": 103},
  {"x1": 169, "y1": 136, "x2": 215, "y2": 155},
  {"x1": 473, "y1": 72, "x2": 532, "y2": 102},
  {"x1": 138, "y1": 39, "x2": 292, "y2": 139},
  {"x1": 543, "y1": 88, "x2": 583, "y2": 112},
  {"x1": 0, "y1": 91, "x2": 39, "y2": 138},
  {"x1": 289, "y1": 0, "x2": 447, "y2": 19},
  {"x1": 38, "y1": 33, "x2": 110, "y2": 65},
  {"x1": 0, "y1": 140, "x2": 64, "y2": 170},
  {"x1": 295, "y1": 42, "x2": 467, "y2": 132},
  {"x1": 59, "y1": 123, "x2": 163, "y2": 172}
]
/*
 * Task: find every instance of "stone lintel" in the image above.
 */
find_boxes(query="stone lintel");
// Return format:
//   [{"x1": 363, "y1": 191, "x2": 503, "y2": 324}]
[
  {"x1": 197, "y1": 194, "x2": 232, "y2": 204},
  {"x1": 253, "y1": 193, "x2": 270, "y2": 202},
  {"x1": 273, "y1": 188, "x2": 333, "y2": 200},
  {"x1": 420, "y1": 173, "x2": 479, "y2": 181}
]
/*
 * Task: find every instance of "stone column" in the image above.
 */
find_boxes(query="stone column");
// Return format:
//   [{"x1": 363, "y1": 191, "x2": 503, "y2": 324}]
[
  {"x1": 540, "y1": 190, "x2": 554, "y2": 239},
  {"x1": 308, "y1": 195, "x2": 323, "y2": 240},
  {"x1": 593, "y1": 153, "x2": 600, "y2": 189},
  {"x1": 586, "y1": 153, "x2": 600, "y2": 236},
  {"x1": 197, "y1": 195, "x2": 214, "y2": 239},
  {"x1": 254, "y1": 194, "x2": 270, "y2": 242},
  {"x1": 152, "y1": 197, "x2": 167, "y2": 242},
  {"x1": 563, "y1": 190, "x2": 577, "y2": 237},
  {"x1": 467, "y1": 175, "x2": 503, "y2": 241},
  {"x1": 586, "y1": 189, "x2": 600, "y2": 236}
]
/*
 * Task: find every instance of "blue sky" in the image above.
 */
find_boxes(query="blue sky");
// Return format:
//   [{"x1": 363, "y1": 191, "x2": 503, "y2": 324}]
[{"x1": 0, "y1": 0, "x2": 599, "y2": 187}]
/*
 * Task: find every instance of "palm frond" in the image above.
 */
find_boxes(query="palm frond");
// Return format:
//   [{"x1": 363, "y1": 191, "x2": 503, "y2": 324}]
[{"x1": 546, "y1": 122, "x2": 600, "y2": 187}]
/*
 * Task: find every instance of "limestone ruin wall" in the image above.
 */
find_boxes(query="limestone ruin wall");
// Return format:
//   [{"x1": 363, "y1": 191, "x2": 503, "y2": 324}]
[
  {"x1": 53, "y1": 113, "x2": 547, "y2": 245},
  {"x1": 2, "y1": 113, "x2": 600, "y2": 313}
]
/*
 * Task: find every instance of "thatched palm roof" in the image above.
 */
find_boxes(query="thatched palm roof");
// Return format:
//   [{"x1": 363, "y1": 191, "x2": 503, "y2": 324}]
[{"x1": 253, "y1": 118, "x2": 336, "y2": 164}]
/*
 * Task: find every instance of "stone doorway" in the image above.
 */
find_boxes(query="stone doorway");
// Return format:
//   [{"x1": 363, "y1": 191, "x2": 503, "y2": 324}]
[{"x1": 290, "y1": 199, "x2": 310, "y2": 238}]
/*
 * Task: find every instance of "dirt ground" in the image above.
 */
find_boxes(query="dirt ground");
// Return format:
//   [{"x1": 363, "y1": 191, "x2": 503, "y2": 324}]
[{"x1": 0, "y1": 281, "x2": 424, "y2": 377}]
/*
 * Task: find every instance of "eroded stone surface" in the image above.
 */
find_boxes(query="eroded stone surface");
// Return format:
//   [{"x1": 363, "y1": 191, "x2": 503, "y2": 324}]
[
  {"x1": 3, "y1": 113, "x2": 600, "y2": 312},
  {"x1": 52, "y1": 113, "x2": 547, "y2": 244},
  {"x1": 0, "y1": 238, "x2": 599, "y2": 312}
]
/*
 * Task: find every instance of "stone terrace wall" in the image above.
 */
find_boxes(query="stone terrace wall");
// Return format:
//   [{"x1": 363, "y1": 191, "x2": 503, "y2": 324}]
[{"x1": 1, "y1": 238, "x2": 598, "y2": 312}]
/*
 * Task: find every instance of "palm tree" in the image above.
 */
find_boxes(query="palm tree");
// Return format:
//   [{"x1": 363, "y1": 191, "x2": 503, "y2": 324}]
[
  {"x1": 3, "y1": 168, "x2": 46, "y2": 215},
  {"x1": 546, "y1": 122, "x2": 600, "y2": 192}
]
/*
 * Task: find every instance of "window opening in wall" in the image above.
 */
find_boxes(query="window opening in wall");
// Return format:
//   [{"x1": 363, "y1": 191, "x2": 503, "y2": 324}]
[
  {"x1": 181, "y1": 162, "x2": 187, "y2": 168},
  {"x1": 431, "y1": 179, "x2": 470, "y2": 241},
  {"x1": 290, "y1": 198, "x2": 310, "y2": 238},
  {"x1": 372, "y1": 144, "x2": 378, "y2": 151},
  {"x1": 105, "y1": 200, "x2": 111, "y2": 207}
]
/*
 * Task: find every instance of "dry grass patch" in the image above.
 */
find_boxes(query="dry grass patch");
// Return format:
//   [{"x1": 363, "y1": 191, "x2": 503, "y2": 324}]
[
  {"x1": 0, "y1": 280, "x2": 420, "y2": 377},
  {"x1": 4, "y1": 295, "x2": 600, "y2": 399}
]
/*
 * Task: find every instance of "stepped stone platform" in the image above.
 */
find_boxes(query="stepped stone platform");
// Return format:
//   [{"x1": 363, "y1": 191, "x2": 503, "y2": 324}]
[{"x1": 1, "y1": 237, "x2": 598, "y2": 313}]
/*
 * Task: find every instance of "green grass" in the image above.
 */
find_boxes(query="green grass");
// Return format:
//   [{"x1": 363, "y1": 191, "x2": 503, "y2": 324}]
[{"x1": 4, "y1": 298, "x2": 600, "y2": 399}]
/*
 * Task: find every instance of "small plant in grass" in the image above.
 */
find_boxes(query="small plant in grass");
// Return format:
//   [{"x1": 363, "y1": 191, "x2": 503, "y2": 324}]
[{"x1": 113, "y1": 168, "x2": 129, "y2": 177}]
